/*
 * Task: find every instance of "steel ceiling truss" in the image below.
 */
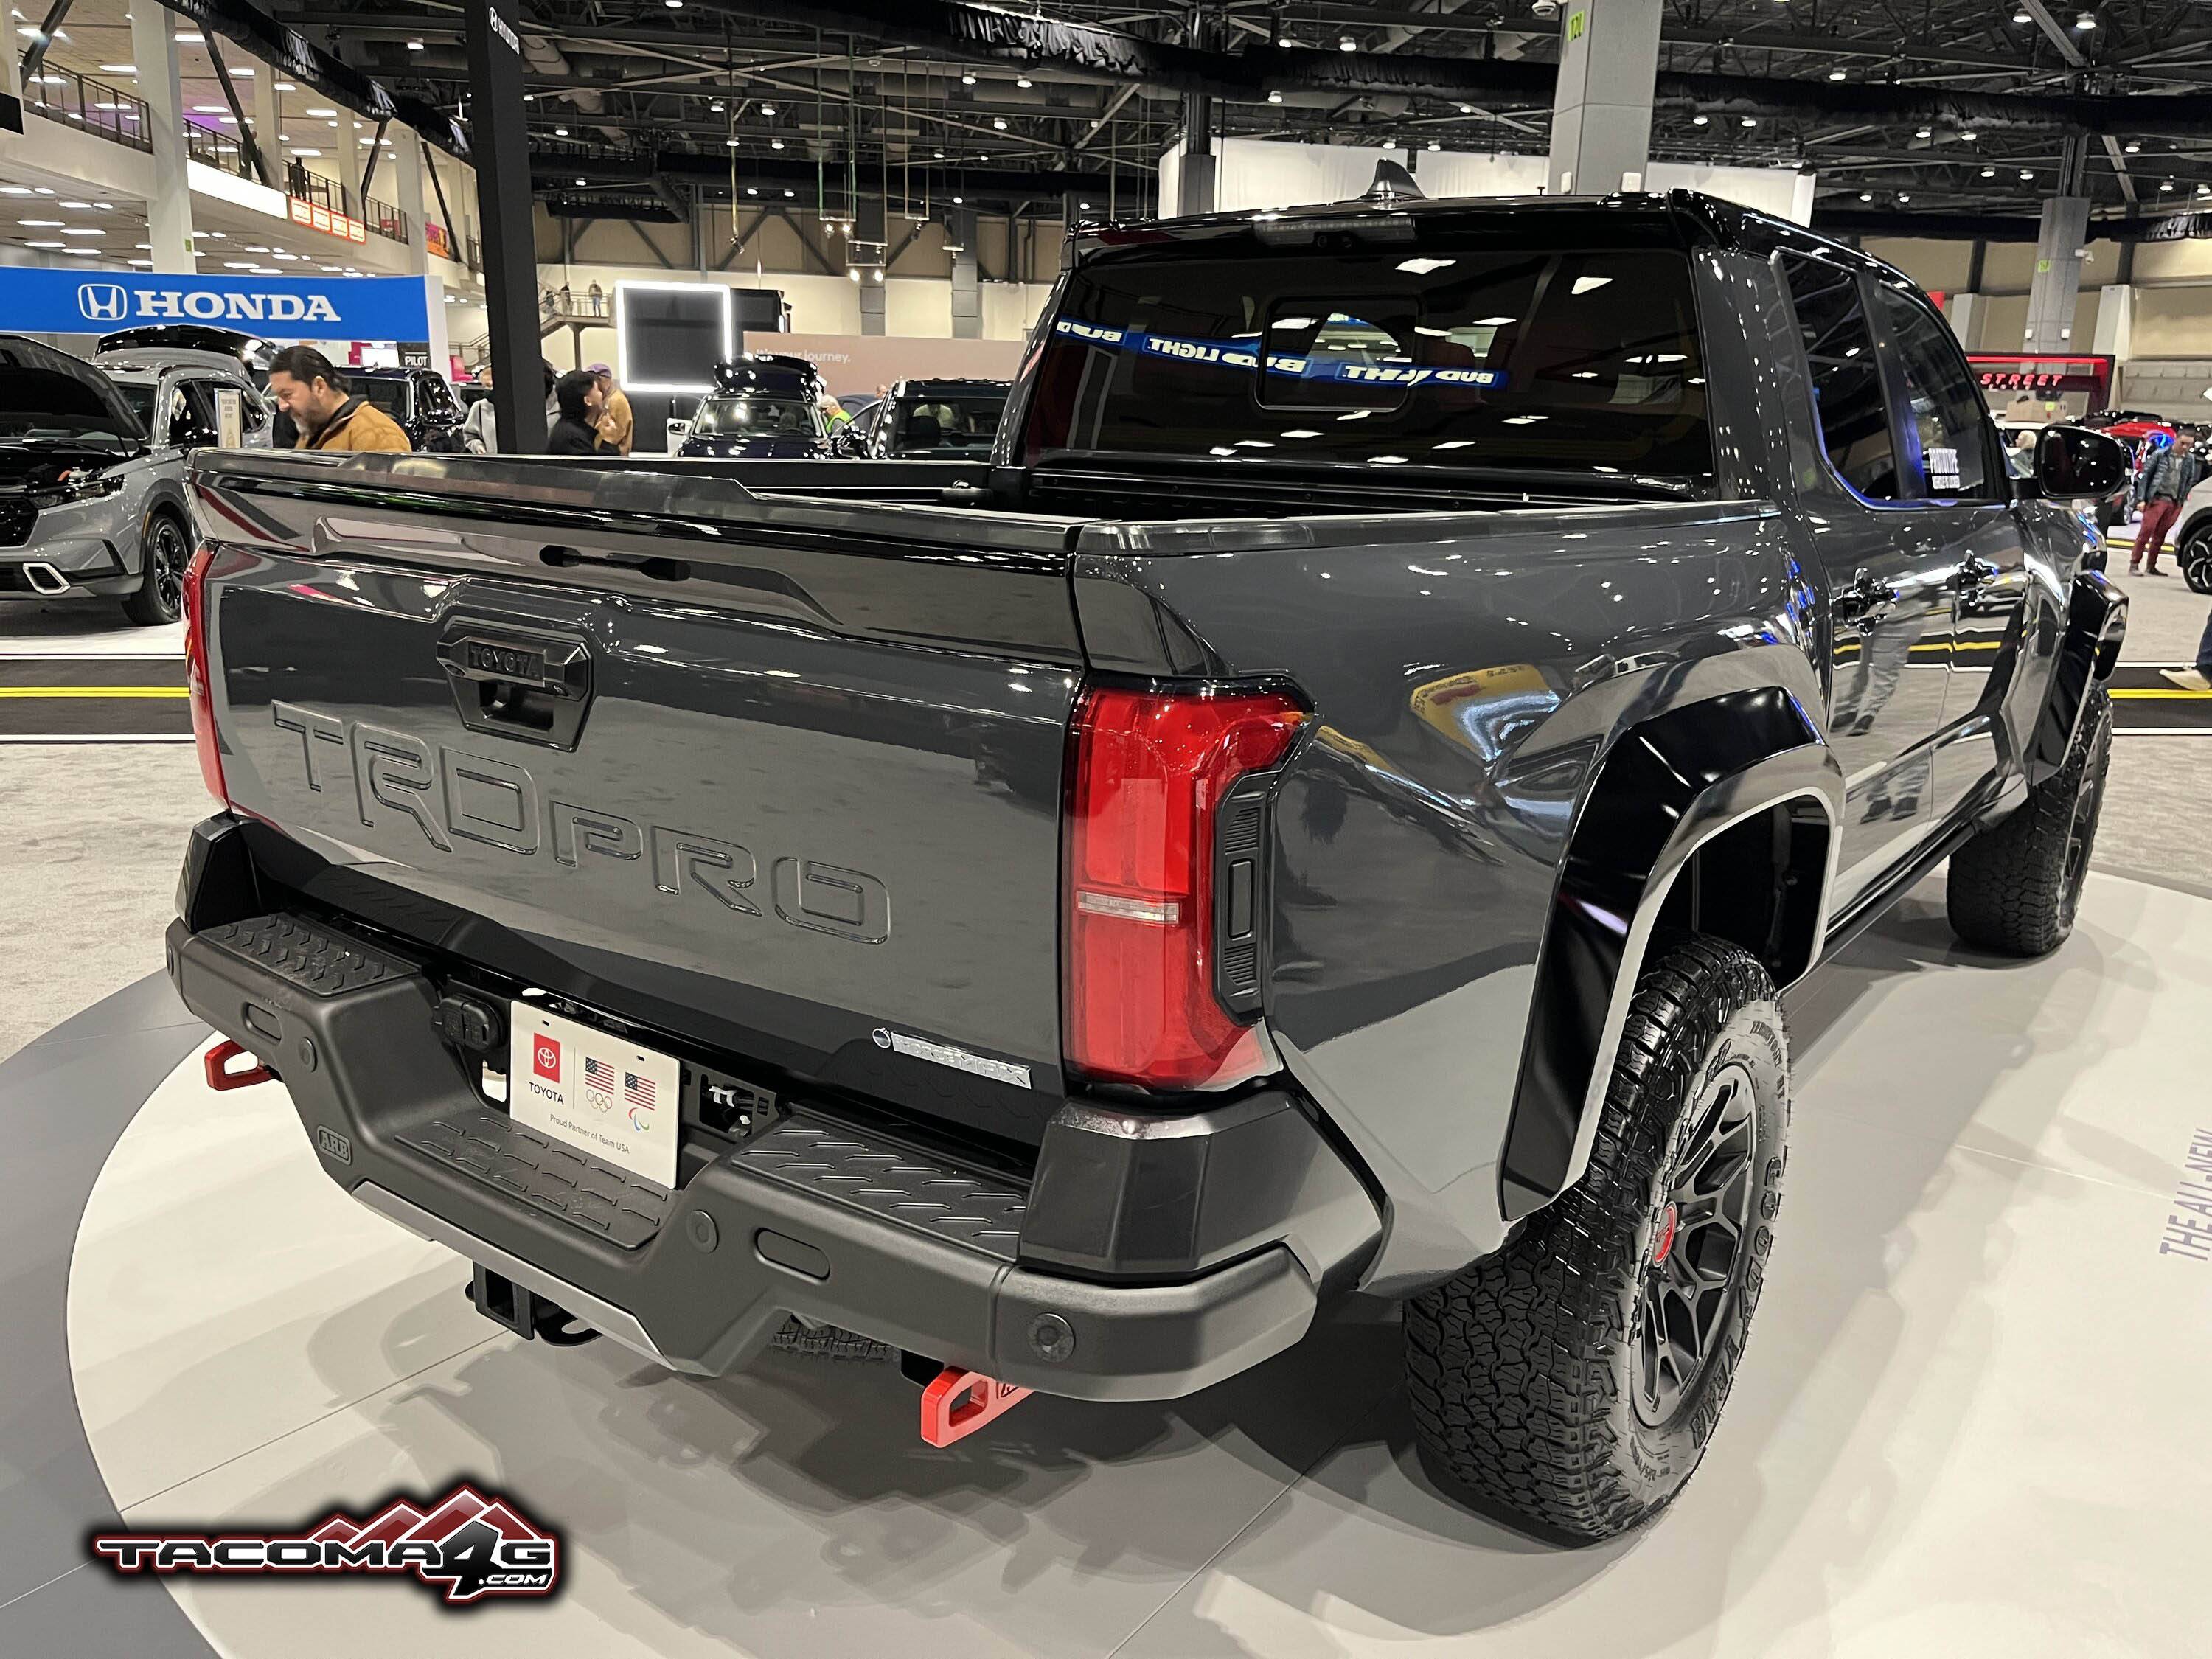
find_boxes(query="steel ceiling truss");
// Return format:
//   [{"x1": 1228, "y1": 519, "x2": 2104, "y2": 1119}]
[{"x1": 254, "y1": 0, "x2": 2212, "y2": 219}]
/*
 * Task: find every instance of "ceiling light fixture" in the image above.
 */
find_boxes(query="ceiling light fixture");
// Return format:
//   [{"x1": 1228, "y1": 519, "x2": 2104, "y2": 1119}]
[
  {"x1": 2074, "y1": 9, "x2": 2096, "y2": 28},
  {"x1": 1267, "y1": 89, "x2": 1282, "y2": 102},
  {"x1": 1691, "y1": 114, "x2": 1708, "y2": 125},
  {"x1": 1339, "y1": 35, "x2": 1357, "y2": 50},
  {"x1": 760, "y1": 103, "x2": 774, "y2": 114}
]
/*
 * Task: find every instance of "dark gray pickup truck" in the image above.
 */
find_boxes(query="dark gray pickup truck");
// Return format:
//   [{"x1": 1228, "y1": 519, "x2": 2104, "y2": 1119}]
[{"x1": 167, "y1": 189, "x2": 2128, "y2": 1542}]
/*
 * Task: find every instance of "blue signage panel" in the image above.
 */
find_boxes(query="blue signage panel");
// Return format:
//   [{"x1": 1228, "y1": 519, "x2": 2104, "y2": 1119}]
[{"x1": 0, "y1": 268, "x2": 432, "y2": 341}]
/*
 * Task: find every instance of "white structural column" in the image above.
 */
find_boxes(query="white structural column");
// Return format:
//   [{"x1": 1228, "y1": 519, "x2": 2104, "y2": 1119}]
[
  {"x1": 2023, "y1": 195, "x2": 2090, "y2": 350},
  {"x1": 130, "y1": 5, "x2": 194, "y2": 272},
  {"x1": 249, "y1": 60, "x2": 280, "y2": 189},
  {"x1": 335, "y1": 109, "x2": 364, "y2": 221},
  {"x1": 393, "y1": 125, "x2": 429, "y2": 275},
  {"x1": 1546, "y1": 0, "x2": 1663, "y2": 196},
  {"x1": 1946, "y1": 293, "x2": 1986, "y2": 352},
  {"x1": 2093, "y1": 283, "x2": 2133, "y2": 360}
]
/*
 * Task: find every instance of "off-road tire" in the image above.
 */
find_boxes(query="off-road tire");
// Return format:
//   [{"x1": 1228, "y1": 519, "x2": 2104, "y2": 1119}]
[
  {"x1": 1946, "y1": 686, "x2": 2112, "y2": 956},
  {"x1": 1405, "y1": 937, "x2": 1789, "y2": 1542},
  {"x1": 121, "y1": 512, "x2": 189, "y2": 627}
]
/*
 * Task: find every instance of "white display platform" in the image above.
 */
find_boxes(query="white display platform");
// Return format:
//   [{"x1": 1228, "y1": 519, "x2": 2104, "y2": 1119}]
[{"x1": 63, "y1": 873, "x2": 2212, "y2": 1657}]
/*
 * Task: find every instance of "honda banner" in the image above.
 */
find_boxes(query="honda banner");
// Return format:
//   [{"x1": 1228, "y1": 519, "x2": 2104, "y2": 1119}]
[{"x1": 0, "y1": 268, "x2": 434, "y2": 341}]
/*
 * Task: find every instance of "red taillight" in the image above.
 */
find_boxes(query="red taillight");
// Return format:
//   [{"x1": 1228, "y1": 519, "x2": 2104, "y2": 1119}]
[
  {"x1": 183, "y1": 543, "x2": 228, "y2": 806},
  {"x1": 1065, "y1": 685, "x2": 1306, "y2": 1091}
]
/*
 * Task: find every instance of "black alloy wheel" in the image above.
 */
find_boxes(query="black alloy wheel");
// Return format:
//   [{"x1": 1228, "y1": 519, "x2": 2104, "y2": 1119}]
[
  {"x1": 122, "y1": 514, "x2": 190, "y2": 626},
  {"x1": 150, "y1": 518, "x2": 187, "y2": 617},
  {"x1": 1632, "y1": 1060, "x2": 1760, "y2": 1428}
]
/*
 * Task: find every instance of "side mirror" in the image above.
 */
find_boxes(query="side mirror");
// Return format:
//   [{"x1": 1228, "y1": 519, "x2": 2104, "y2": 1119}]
[{"x1": 2033, "y1": 425, "x2": 2130, "y2": 499}]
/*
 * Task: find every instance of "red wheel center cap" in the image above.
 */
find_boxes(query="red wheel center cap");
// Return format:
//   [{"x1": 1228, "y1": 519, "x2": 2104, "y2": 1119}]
[{"x1": 1652, "y1": 1202, "x2": 1679, "y2": 1267}]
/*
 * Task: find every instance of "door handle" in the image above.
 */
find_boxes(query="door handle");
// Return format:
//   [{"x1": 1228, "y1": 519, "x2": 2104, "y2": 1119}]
[
  {"x1": 1955, "y1": 555, "x2": 2000, "y2": 591},
  {"x1": 1832, "y1": 569, "x2": 1896, "y2": 633}
]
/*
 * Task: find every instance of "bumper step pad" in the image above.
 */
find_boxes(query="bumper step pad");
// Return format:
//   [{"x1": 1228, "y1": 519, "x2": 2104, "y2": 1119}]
[
  {"x1": 733, "y1": 1119, "x2": 1028, "y2": 1262},
  {"x1": 198, "y1": 914, "x2": 412, "y2": 997},
  {"x1": 400, "y1": 1107, "x2": 672, "y2": 1249}
]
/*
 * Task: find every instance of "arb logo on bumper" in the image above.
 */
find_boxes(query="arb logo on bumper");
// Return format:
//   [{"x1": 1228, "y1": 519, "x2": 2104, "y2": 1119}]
[{"x1": 89, "y1": 1484, "x2": 560, "y2": 1606}]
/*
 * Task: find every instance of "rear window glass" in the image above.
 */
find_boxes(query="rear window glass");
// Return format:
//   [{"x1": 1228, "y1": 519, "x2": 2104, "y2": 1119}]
[
  {"x1": 1025, "y1": 246, "x2": 1711, "y2": 479},
  {"x1": 350, "y1": 378, "x2": 408, "y2": 416},
  {"x1": 890, "y1": 393, "x2": 1003, "y2": 455}
]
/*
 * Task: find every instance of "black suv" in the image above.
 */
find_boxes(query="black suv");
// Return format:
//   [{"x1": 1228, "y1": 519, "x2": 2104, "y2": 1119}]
[{"x1": 345, "y1": 366, "x2": 468, "y2": 453}]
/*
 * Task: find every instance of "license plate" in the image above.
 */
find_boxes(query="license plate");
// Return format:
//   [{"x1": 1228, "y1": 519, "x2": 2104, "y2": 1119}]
[{"x1": 507, "y1": 1004, "x2": 680, "y2": 1189}]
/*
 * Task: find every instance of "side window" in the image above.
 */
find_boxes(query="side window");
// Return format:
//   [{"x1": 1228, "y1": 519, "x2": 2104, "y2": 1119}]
[
  {"x1": 238, "y1": 387, "x2": 271, "y2": 438},
  {"x1": 164, "y1": 385, "x2": 219, "y2": 449},
  {"x1": 1877, "y1": 287, "x2": 1998, "y2": 500},
  {"x1": 417, "y1": 375, "x2": 459, "y2": 420},
  {"x1": 1779, "y1": 253, "x2": 1899, "y2": 501}
]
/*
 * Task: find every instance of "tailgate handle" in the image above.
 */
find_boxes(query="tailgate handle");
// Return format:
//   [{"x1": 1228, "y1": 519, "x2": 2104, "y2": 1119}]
[
  {"x1": 436, "y1": 630, "x2": 594, "y2": 751},
  {"x1": 437, "y1": 633, "x2": 590, "y2": 698}
]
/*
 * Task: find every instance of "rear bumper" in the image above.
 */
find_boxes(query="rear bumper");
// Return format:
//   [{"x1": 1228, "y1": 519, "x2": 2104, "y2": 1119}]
[{"x1": 167, "y1": 822, "x2": 1381, "y2": 1400}]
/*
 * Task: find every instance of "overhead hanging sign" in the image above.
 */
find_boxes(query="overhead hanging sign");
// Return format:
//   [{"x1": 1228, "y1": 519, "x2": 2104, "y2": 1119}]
[{"x1": 0, "y1": 269, "x2": 432, "y2": 341}]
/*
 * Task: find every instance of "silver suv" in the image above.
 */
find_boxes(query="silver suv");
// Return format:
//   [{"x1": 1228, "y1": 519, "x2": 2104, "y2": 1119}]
[{"x1": 0, "y1": 337, "x2": 268, "y2": 625}]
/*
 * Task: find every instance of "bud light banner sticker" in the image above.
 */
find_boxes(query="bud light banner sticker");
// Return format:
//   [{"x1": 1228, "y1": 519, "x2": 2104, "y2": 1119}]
[
  {"x1": 1050, "y1": 317, "x2": 1507, "y2": 391},
  {"x1": 0, "y1": 269, "x2": 433, "y2": 341}
]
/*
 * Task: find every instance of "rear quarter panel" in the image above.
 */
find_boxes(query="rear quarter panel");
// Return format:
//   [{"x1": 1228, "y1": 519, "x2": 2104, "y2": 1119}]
[{"x1": 1076, "y1": 501, "x2": 1824, "y2": 1289}]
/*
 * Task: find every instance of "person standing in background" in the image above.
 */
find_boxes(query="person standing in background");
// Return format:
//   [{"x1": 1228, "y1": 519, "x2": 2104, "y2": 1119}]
[
  {"x1": 265, "y1": 347, "x2": 411, "y2": 453},
  {"x1": 590, "y1": 363, "x2": 633, "y2": 456},
  {"x1": 2132, "y1": 428, "x2": 2201, "y2": 576},
  {"x1": 462, "y1": 365, "x2": 496, "y2": 455},
  {"x1": 547, "y1": 369, "x2": 616, "y2": 456}
]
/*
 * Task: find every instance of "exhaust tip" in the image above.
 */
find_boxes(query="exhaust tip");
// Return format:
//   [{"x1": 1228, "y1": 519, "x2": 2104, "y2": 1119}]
[{"x1": 22, "y1": 562, "x2": 71, "y2": 596}]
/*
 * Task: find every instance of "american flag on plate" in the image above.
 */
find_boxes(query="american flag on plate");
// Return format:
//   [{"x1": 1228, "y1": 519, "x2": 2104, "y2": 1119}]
[
  {"x1": 583, "y1": 1056, "x2": 616, "y2": 1091},
  {"x1": 624, "y1": 1071, "x2": 658, "y2": 1112}
]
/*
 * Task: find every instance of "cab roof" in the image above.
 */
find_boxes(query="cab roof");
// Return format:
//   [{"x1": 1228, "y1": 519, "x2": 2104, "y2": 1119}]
[{"x1": 1071, "y1": 187, "x2": 1897, "y2": 285}]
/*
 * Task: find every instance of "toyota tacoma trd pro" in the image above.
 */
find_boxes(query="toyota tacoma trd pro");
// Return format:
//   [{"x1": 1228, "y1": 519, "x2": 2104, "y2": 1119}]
[{"x1": 166, "y1": 190, "x2": 2127, "y2": 1542}]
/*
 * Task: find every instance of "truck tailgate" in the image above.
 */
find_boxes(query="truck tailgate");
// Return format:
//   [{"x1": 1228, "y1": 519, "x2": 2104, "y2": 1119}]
[{"x1": 198, "y1": 470, "x2": 1085, "y2": 1147}]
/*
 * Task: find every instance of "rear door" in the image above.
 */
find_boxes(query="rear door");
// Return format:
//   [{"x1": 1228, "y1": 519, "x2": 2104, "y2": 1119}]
[
  {"x1": 1867, "y1": 281, "x2": 2030, "y2": 820},
  {"x1": 1778, "y1": 252, "x2": 1955, "y2": 900}
]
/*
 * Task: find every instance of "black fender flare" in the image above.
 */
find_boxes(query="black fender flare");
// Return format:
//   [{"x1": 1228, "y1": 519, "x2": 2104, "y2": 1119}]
[
  {"x1": 2027, "y1": 571, "x2": 2126, "y2": 787},
  {"x1": 1498, "y1": 687, "x2": 1843, "y2": 1223}
]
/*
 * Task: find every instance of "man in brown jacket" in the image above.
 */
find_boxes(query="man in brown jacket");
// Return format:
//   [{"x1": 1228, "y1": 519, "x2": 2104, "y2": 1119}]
[
  {"x1": 267, "y1": 346, "x2": 412, "y2": 453},
  {"x1": 588, "y1": 362, "x2": 633, "y2": 456}
]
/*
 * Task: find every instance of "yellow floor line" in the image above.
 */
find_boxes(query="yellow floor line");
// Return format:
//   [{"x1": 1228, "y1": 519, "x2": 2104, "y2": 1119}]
[
  {"x1": 0, "y1": 687, "x2": 189, "y2": 698},
  {"x1": 2109, "y1": 688, "x2": 2212, "y2": 700}
]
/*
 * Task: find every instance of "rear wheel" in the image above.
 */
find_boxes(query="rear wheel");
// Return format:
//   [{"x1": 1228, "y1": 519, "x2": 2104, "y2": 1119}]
[
  {"x1": 1946, "y1": 686, "x2": 2112, "y2": 956},
  {"x1": 1404, "y1": 937, "x2": 1789, "y2": 1542},
  {"x1": 121, "y1": 512, "x2": 189, "y2": 626},
  {"x1": 2183, "y1": 529, "x2": 2212, "y2": 594}
]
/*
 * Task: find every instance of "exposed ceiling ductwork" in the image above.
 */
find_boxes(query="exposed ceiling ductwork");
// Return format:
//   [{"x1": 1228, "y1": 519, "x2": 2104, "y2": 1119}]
[{"x1": 692, "y1": 0, "x2": 2212, "y2": 139}]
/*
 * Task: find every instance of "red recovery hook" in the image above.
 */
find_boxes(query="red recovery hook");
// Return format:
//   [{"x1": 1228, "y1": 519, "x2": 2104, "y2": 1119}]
[
  {"x1": 204, "y1": 1039, "x2": 277, "y2": 1092},
  {"x1": 919, "y1": 1367, "x2": 1033, "y2": 1447}
]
